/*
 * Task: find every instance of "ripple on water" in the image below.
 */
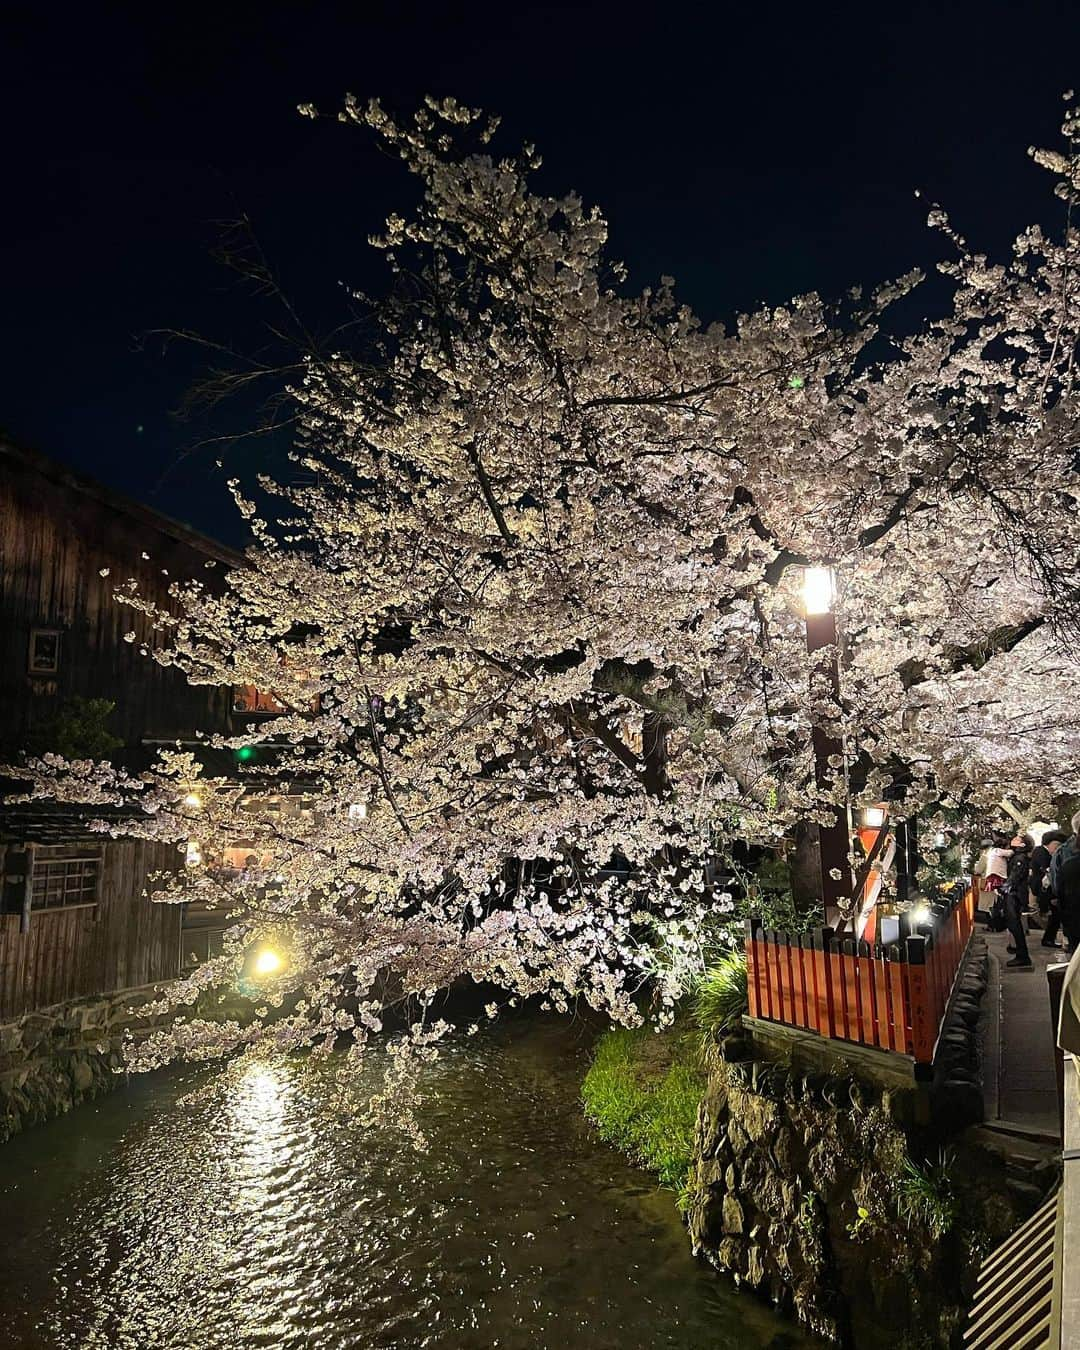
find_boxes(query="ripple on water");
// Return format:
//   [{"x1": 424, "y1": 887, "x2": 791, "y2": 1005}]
[{"x1": 0, "y1": 1020, "x2": 815, "y2": 1350}]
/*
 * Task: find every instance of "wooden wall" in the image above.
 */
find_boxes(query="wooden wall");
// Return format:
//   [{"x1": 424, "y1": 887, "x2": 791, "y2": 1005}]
[
  {"x1": 0, "y1": 442, "x2": 239, "y2": 752},
  {"x1": 0, "y1": 840, "x2": 181, "y2": 1020}
]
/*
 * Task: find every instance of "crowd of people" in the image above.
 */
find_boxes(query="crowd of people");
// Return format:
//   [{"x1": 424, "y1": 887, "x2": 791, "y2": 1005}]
[{"x1": 976, "y1": 810, "x2": 1080, "y2": 970}]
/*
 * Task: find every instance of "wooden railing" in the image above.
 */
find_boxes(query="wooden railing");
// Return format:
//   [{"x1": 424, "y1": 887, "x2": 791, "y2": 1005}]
[{"x1": 745, "y1": 883, "x2": 976, "y2": 1068}]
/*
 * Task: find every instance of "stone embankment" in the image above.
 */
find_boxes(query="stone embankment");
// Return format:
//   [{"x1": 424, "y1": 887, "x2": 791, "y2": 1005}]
[
  {"x1": 0, "y1": 983, "x2": 257, "y2": 1143},
  {"x1": 0, "y1": 986, "x2": 169, "y2": 1142},
  {"x1": 684, "y1": 937, "x2": 1060, "y2": 1347}
]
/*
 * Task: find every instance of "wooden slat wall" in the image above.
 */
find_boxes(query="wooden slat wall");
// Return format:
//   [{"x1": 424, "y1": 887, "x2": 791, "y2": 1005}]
[
  {"x1": 0, "y1": 447, "x2": 236, "y2": 751},
  {"x1": 0, "y1": 840, "x2": 180, "y2": 1019}
]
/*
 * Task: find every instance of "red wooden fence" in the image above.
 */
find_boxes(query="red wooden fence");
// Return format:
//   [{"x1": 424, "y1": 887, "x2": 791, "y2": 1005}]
[{"x1": 745, "y1": 883, "x2": 976, "y2": 1068}]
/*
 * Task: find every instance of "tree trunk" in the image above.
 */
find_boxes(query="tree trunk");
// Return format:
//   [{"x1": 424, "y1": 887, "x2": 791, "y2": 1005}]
[{"x1": 791, "y1": 820, "x2": 822, "y2": 917}]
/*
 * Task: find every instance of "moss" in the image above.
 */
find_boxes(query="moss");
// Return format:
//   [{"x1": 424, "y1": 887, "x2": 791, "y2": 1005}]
[{"x1": 581, "y1": 1026, "x2": 705, "y2": 1195}]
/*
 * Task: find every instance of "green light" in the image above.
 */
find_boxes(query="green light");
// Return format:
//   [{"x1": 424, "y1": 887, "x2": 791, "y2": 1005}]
[
  {"x1": 235, "y1": 746, "x2": 256, "y2": 763},
  {"x1": 788, "y1": 375, "x2": 805, "y2": 390}
]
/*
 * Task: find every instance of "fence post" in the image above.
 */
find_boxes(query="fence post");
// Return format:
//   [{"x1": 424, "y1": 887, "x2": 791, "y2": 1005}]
[
  {"x1": 745, "y1": 918, "x2": 761, "y2": 1019},
  {"x1": 771, "y1": 929, "x2": 790, "y2": 1024},
  {"x1": 857, "y1": 938, "x2": 875, "y2": 1046},
  {"x1": 906, "y1": 934, "x2": 936, "y2": 1069},
  {"x1": 828, "y1": 927, "x2": 848, "y2": 1040},
  {"x1": 810, "y1": 927, "x2": 834, "y2": 1037}
]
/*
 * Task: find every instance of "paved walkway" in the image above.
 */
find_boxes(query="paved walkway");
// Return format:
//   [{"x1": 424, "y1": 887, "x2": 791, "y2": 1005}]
[{"x1": 981, "y1": 925, "x2": 1066, "y2": 1140}]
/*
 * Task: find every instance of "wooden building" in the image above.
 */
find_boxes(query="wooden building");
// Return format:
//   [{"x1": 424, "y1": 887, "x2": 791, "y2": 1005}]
[{"x1": 0, "y1": 436, "x2": 246, "y2": 1019}]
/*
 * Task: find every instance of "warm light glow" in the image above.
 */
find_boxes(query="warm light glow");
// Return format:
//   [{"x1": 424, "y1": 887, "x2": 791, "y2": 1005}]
[
  {"x1": 802, "y1": 565, "x2": 835, "y2": 616},
  {"x1": 910, "y1": 903, "x2": 931, "y2": 927},
  {"x1": 253, "y1": 948, "x2": 283, "y2": 977},
  {"x1": 863, "y1": 806, "x2": 886, "y2": 828},
  {"x1": 183, "y1": 792, "x2": 202, "y2": 809}
]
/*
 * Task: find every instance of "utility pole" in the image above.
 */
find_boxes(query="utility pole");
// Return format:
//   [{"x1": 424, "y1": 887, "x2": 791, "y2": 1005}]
[{"x1": 802, "y1": 566, "x2": 853, "y2": 928}]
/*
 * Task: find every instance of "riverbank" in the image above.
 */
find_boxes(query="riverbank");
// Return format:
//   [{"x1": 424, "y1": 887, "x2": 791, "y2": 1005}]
[{"x1": 580, "y1": 1014, "x2": 1060, "y2": 1348}]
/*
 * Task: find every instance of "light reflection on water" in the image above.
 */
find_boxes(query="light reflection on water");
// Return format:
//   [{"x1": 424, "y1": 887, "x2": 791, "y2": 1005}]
[{"x1": 0, "y1": 1020, "x2": 809, "y2": 1349}]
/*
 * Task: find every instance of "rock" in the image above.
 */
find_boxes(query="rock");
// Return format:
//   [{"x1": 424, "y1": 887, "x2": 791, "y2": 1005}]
[
  {"x1": 806, "y1": 1140, "x2": 839, "y2": 1192},
  {"x1": 741, "y1": 1094, "x2": 778, "y2": 1142},
  {"x1": 773, "y1": 1125, "x2": 797, "y2": 1176},
  {"x1": 727, "y1": 1119, "x2": 749, "y2": 1157},
  {"x1": 703, "y1": 1081, "x2": 729, "y2": 1121},
  {"x1": 71, "y1": 1059, "x2": 94, "y2": 1093},
  {"x1": 714, "y1": 1236, "x2": 744, "y2": 1272},
  {"x1": 722, "y1": 1193, "x2": 745, "y2": 1235}
]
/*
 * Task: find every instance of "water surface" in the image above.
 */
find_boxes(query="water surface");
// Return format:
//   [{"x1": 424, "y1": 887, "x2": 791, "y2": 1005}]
[{"x1": 0, "y1": 1018, "x2": 808, "y2": 1349}]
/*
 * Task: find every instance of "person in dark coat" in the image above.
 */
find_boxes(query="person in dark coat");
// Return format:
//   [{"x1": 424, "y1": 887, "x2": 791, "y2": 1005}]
[
  {"x1": 1057, "y1": 838, "x2": 1080, "y2": 956},
  {"x1": 1003, "y1": 834, "x2": 1034, "y2": 969},
  {"x1": 1032, "y1": 829, "x2": 1069, "y2": 948}
]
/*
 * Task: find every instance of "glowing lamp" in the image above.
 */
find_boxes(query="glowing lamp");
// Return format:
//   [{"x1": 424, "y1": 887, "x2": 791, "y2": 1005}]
[
  {"x1": 910, "y1": 903, "x2": 931, "y2": 927},
  {"x1": 184, "y1": 840, "x2": 203, "y2": 867},
  {"x1": 348, "y1": 802, "x2": 368, "y2": 821},
  {"x1": 253, "y1": 948, "x2": 283, "y2": 977},
  {"x1": 863, "y1": 806, "x2": 886, "y2": 828},
  {"x1": 183, "y1": 792, "x2": 202, "y2": 809},
  {"x1": 235, "y1": 746, "x2": 256, "y2": 763},
  {"x1": 802, "y1": 565, "x2": 835, "y2": 616}
]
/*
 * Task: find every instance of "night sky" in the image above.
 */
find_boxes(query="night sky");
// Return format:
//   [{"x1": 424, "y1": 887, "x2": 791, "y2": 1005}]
[{"x1": 5, "y1": 1, "x2": 1079, "y2": 545}]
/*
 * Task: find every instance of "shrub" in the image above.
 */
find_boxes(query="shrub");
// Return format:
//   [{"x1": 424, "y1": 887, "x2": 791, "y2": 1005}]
[
  {"x1": 692, "y1": 950, "x2": 748, "y2": 1036},
  {"x1": 26, "y1": 696, "x2": 122, "y2": 760},
  {"x1": 581, "y1": 1027, "x2": 704, "y2": 1192}
]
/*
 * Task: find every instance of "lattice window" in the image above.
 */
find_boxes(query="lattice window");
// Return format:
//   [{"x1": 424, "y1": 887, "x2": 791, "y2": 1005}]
[{"x1": 30, "y1": 854, "x2": 101, "y2": 910}]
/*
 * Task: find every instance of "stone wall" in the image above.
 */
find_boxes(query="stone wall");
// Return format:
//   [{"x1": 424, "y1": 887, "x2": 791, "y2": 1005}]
[
  {"x1": 0, "y1": 985, "x2": 180, "y2": 1143},
  {"x1": 684, "y1": 1021, "x2": 1057, "y2": 1348}
]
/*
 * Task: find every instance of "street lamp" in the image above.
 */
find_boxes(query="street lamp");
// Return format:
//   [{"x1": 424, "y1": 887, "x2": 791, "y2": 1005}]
[
  {"x1": 252, "y1": 947, "x2": 283, "y2": 977},
  {"x1": 801, "y1": 564, "x2": 853, "y2": 927},
  {"x1": 802, "y1": 565, "x2": 835, "y2": 616}
]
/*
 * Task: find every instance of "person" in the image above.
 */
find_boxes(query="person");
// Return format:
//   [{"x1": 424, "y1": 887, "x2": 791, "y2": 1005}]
[
  {"x1": 1054, "y1": 812, "x2": 1080, "y2": 956},
  {"x1": 1002, "y1": 834, "x2": 1034, "y2": 969},
  {"x1": 1049, "y1": 810, "x2": 1080, "y2": 899},
  {"x1": 984, "y1": 831, "x2": 1013, "y2": 891},
  {"x1": 1031, "y1": 829, "x2": 1068, "y2": 947}
]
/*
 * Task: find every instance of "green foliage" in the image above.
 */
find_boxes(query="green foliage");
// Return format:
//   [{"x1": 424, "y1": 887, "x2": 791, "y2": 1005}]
[
  {"x1": 691, "y1": 950, "x2": 748, "y2": 1036},
  {"x1": 896, "y1": 1151, "x2": 958, "y2": 1240},
  {"x1": 846, "y1": 1204, "x2": 874, "y2": 1241},
  {"x1": 27, "y1": 697, "x2": 122, "y2": 760},
  {"x1": 581, "y1": 1027, "x2": 705, "y2": 1191},
  {"x1": 729, "y1": 851, "x2": 819, "y2": 935}
]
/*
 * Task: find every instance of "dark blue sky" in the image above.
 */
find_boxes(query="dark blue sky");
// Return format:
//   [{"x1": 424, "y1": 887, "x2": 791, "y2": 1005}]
[{"x1": 4, "y1": 1, "x2": 1079, "y2": 544}]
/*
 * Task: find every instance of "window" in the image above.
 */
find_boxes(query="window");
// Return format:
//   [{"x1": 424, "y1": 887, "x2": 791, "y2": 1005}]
[
  {"x1": 31, "y1": 852, "x2": 101, "y2": 910},
  {"x1": 28, "y1": 628, "x2": 62, "y2": 674},
  {"x1": 233, "y1": 684, "x2": 288, "y2": 715}
]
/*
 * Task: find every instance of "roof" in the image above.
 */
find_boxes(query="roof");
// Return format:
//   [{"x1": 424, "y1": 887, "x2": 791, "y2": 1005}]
[
  {"x1": 0, "y1": 433, "x2": 249, "y2": 569},
  {"x1": 0, "y1": 797, "x2": 137, "y2": 845}
]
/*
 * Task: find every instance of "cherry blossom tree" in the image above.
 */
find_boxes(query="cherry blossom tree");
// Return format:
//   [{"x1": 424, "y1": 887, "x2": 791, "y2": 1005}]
[{"x1": 9, "y1": 94, "x2": 1080, "y2": 1081}]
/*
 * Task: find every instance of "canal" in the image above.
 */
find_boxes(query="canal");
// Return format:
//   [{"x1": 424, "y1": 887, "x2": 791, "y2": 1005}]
[{"x1": 0, "y1": 1018, "x2": 809, "y2": 1348}]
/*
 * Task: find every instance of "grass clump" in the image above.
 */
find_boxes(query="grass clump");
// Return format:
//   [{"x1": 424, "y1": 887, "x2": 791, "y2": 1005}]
[
  {"x1": 692, "y1": 949, "x2": 748, "y2": 1036},
  {"x1": 896, "y1": 1150, "x2": 958, "y2": 1239},
  {"x1": 581, "y1": 1026, "x2": 705, "y2": 1192}
]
